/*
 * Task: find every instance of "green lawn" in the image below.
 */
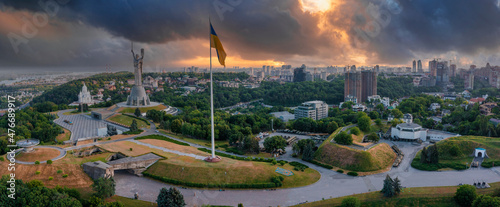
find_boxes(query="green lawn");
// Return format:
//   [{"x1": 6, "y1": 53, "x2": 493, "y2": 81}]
[
  {"x1": 59, "y1": 152, "x2": 113, "y2": 165},
  {"x1": 411, "y1": 136, "x2": 500, "y2": 171},
  {"x1": 106, "y1": 196, "x2": 157, "y2": 207},
  {"x1": 145, "y1": 156, "x2": 320, "y2": 189},
  {"x1": 159, "y1": 130, "x2": 229, "y2": 147},
  {"x1": 108, "y1": 114, "x2": 150, "y2": 129},
  {"x1": 117, "y1": 105, "x2": 166, "y2": 113},
  {"x1": 295, "y1": 182, "x2": 500, "y2": 207},
  {"x1": 314, "y1": 142, "x2": 395, "y2": 172}
]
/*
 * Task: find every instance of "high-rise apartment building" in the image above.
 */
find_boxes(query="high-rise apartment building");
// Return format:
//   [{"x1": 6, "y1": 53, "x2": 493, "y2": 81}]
[
  {"x1": 429, "y1": 59, "x2": 437, "y2": 76},
  {"x1": 345, "y1": 68, "x2": 377, "y2": 103},
  {"x1": 417, "y1": 60, "x2": 423, "y2": 73},
  {"x1": 293, "y1": 64, "x2": 308, "y2": 82},
  {"x1": 412, "y1": 60, "x2": 416, "y2": 73},
  {"x1": 361, "y1": 70, "x2": 377, "y2": 103},
  {"x1": 436, "y1": 61, "x2": 449, "y2": 85},
  {"x1": 450, "y1": 64, "x2": 457, "y2": 77}
]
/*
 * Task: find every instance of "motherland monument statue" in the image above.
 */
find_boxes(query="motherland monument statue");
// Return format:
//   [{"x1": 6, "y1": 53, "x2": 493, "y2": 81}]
[{"x1": 126, "y1": 42, "x2": 151, "y2": 106}]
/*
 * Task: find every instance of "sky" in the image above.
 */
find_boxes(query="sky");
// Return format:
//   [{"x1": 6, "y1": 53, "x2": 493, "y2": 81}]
[{"x1": 1, "y1": 0, "x2": 500, "y2": 72}]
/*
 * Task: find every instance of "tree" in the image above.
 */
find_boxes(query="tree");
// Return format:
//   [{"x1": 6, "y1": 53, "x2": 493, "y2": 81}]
[
  {"x1": 49, "y1": 197, "x2": 83, "y2": 207},
  {"x1": 381, "y1": 174, "x2": 395, "y2": 198},
  {"x1": 449, "y1": 144, "x2": 462, "y2": 157},
  {"x1": 134, "y1": 108, "x2": 141, "y2": 117},
  {"x1": 296, "y1": 139, "x2": 315, "y2": 154},
  {"x1": 157, "y1": 187, "x2": 186, "y2": 207},
  {"x1": 358, "y1": 115, "x2": 371, "y2": 132},
  {"x1": 263, "y1": 136, "x2": 287, "y2": 153},
  {"x1": 366, "y1": 132, "x2": 380, "y2": 143},
  {"x1": 350, "y1": 127, "x2": 360, "y2": 135},
  {"x1": 369, "y1": 111, "x2": 380, "y2": 119},
  {"x1": 92, "y1": 177, "x2": 115, "y2": 199},
  {"x1": 420, "y1": 147, "x2": 428, "y2": 164},
  {"x1": 130, "y1": 119, "x2": 139, "y2": 132},
  {"x1": 472, "y1": 195, "x2": 500, "y2": 207},
  {"x1": 391, "y1": 109, "x2": 403, "y2": 118},
  {"x1": 429, "y1": 144, "x2": 439, "y2": 164},
  {"x1": 327, "y1": 121, "x2": 339, "y2": 133},
  {"x1": 340, "y1": 197, "x2": 361, "y2": 207},
  {"x1": 375, "y1": 118, "x2": 383, "y2": 127},
  {"x1": 334, "y1": 131, "x2": 353, "y2": 145},
  {"x1": 103, "y1": 201, "x2": 125, "y2": 207},
  {"x1": 342, "y1": 101, "x2": 354, "y2": 109},
  {"x1": 454, "y1": 184, "x2": 477, "y2": 207},
  {"x1": 171, "y1": 119, "x2": 183, "y2": 134},
  {"x1": 302, "y1": 143, "x2": 314, "y2": 161},
  {"x1": 393, "y1": 177, "x2": 402, "y2": 195},
  {"x1": 159, "y1": 120, "x2": 166, "y2": 130}
]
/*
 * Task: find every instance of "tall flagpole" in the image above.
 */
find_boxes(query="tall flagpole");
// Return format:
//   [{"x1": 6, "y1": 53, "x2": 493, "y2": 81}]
[{"x1": 209, "y1": 19, "x2": 216, "y2": 159}]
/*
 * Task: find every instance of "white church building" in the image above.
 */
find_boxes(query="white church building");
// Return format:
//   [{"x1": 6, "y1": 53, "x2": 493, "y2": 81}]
[{"x1": 69, "y1": 83, "x2": 97, "y2": 106}]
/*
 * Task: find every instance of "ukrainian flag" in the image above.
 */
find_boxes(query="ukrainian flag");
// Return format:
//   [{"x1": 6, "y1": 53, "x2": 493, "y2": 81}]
[{"x1": 210, "y1": 23, "x2": 226, "y2": 67}]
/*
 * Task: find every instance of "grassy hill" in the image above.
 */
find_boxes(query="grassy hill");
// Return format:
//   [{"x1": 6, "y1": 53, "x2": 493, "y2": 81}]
[
  {"x1": 412, "y1": 136, "x2": 500, "y2": 171},
  {"x1": 145, "y1": 156, "x2": 320, "y2": 189},
  {"x1": 314, "y1": 142, "x2": 396, "y2": 172},
  {"x1": 295, "y1": 182, "x2": 500, "y2": 207}
]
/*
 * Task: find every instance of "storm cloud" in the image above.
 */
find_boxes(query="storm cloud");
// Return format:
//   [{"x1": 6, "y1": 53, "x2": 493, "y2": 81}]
[{"x1": 1, "y1": 0, "x2": 500, "y2": 69}]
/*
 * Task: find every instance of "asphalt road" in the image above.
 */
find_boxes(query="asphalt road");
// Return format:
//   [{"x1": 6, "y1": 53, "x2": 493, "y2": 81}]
[
  {"x1": 114, "y1": 139, "x2": 500, "y2": 207},
  {"x1": 54, "y1": 116, "x2": 500, "y2": 207}
]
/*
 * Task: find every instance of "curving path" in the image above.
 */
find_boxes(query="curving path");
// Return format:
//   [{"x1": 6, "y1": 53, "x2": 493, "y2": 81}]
[
  {"x1": 114, "y1": 139, "x2": 500, "y2": 207},
  {"x1": 15, "y1": 146, "x2": 67, "y2": 164},
  {"x1": 129, "y1": 140, "x2": 206, "y2": 160},
  {"x1": 48, "y1": 115, "x2": 500, "y2": 206}
]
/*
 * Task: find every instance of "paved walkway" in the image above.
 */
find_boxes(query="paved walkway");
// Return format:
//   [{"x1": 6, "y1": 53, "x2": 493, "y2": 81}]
[
  {"x1": 129, "y1": 140, "x2": 206, "y2": 160},
  {"x1": 114, "y1": 139, "x2": 500, "y2": 206},
  {"x1": 54, "y1": 109, "x2": 127, "y2": 142},
  {"x1": 51, "y1": 112, "x2": 500, "y2": 206},
  {"x1": 15, "y1": 146, "x2": 66, "y2": 164}
]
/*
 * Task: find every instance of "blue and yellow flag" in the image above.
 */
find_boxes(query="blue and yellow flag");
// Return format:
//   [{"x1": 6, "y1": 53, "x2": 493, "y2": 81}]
[{"x1": 210, "y1": 23, "x2": 226, "y2": 67}]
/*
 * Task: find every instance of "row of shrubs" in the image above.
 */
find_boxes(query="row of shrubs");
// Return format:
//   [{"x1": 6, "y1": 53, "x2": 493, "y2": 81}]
[
  {"x1": 143, "y1": 172, "x2": 278, "y2": 189},
  {"x1": 289, "y1": 161, "x2": 309, "y2": 171},
  {"x1": 123, "y1": 129, "x2": 144, "y2": 135},
  {"x1": 481, "y1": 160, "x2": 500, "y2": 168},
  {"x1": 289, "y1": 161, "x2": 309, "y2": 169},
  {"x1": 300, "y1": 160, "x2": 359, "y2": 176},
  {"x1": 123, "y1": 114, "x2": 150, "y2": 125},
  {"x1": 347, "y1": 172, "x2": 358, "y2": 176},
  {"x1": 136, "y1": 135, "x2": 190, "y2": 146},
  {"x1": 197, "y1": 148, "x2": 278, "y2": 163},
  {"x1": 411, "y1": 159, "x2": 467, "y2": 171},
  {"x1": 225, "y1": 147, "x2": 245, "y2": 155},
  {"x1": 304, "y1": 159, "x2": 334, "y2": 169}
]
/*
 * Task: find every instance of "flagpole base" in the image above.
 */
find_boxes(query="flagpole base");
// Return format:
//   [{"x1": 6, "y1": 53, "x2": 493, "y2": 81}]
[{"x1": 204, "y1": 156, "x2": 221, "y2": 163}]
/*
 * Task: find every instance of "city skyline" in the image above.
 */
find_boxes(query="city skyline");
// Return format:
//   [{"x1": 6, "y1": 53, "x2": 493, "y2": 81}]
[{"x1": 1, "y1": 0, "x2": 500, "y2": 71}]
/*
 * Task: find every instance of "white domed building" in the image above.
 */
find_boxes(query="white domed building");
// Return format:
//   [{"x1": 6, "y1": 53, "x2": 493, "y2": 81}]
[
  {"x1": 78, "y1": 83, "x2": 92, "y2": 104},
  {"x1": 70, "y1": 83, "x2": 96, "y2": 106}
]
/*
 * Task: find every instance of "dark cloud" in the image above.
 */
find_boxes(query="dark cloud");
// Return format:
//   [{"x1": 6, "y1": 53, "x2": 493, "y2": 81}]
[
  {"x1": 342, "y1": 0, "x2": 500, "y2": 64},
  {"x1": 1, "y1": 0, "x2": 330, "y2": 66},
  {"x1": 1, "y1": 0, "x2": 500, "y2": 68}
]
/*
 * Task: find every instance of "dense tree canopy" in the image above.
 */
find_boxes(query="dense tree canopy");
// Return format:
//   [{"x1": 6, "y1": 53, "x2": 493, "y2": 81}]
[
  {"x1": 0, "y1": 107, "x2": 61, "y2": 143},
  {"x1": 156, "y1": 187, "x2": 186, "y2": 207},
  {"x1": 455, "y1": 185, "x2": 477, "y2": 207},
  {"x1": 263, "y1": 136, "x2": 287, "y2": 153},
  {"x1": 335, "y1": 131, "x2": 353, "y2": 145}
]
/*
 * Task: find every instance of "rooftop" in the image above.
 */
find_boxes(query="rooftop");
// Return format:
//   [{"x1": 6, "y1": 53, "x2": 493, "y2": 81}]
[
  {"x1": 397, "y1": 123, "x2": 422, "y2": 129},
  {"x1": 107, "y1": 153, "x2": 162, "y2": 165},
  {"x1": 83, "y1": 161, "x2": 112, "y2": 169}
]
